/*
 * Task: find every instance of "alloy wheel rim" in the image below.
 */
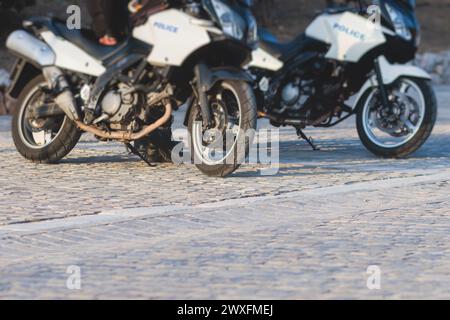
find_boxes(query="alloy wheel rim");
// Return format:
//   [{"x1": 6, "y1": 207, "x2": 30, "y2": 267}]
[{"x1": 362, "y1": 79, "x2": 426, "y2": 149}]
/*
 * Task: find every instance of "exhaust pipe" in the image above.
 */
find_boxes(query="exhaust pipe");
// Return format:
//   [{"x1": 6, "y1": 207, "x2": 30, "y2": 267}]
[
  {"x1": 75, "y1": 86, "x2": 174, "y2": 142},
  {"x1": 6, "y1": 30, "x2": 55, "y2": 67},
  {"x1": 42, "y1": 67, "x2": 81, "y2": 121},
  {"x1": 75, "y1": 101, "x2": 173, "y2": 142}
]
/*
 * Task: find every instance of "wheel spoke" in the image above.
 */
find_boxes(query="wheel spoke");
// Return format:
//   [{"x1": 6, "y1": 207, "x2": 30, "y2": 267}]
[
  {"x1": 397, "y1": 92, "x2": 409, "y2": 105},
  {"x1": 399, "y1": 82, "x2": 410, "y2": 93},
  {"x1": 401, "y1": 116, "x2": 415, "y2": 134},
  {"x1": 30, "y1": 129, "x2": 54, "y2": 146},
  {"x1": 369, "y1": 111, "x2": 377, "y2": 128},
  {"x1": 32, "y1": 131, "x2": 46, "y2": 146},
  {"x1": 44, "y1": 131, "x2": 53, "y2": 144}
]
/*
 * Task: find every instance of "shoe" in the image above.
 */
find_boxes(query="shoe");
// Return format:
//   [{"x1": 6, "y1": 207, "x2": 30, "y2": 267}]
[{"x1": 99, "y1": 35, "x2": 118, "y2": 46}]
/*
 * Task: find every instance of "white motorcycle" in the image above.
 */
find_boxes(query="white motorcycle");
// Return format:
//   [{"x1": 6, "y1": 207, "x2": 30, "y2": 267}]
[
  {"x1": 6, "y1": 0, "x2": 258, "y2": 177},
  {"x1": 249, "y1": 0, "x2": 437, "y2": 157}
]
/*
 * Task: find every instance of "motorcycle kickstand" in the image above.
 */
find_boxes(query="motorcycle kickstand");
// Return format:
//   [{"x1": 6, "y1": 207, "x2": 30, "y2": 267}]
[
  {"x1": 125, "y1": 142, "x2": 157, "y2": 167},
  {"x1": 296, "y1": 128, "x2": 320, "y2": 151}
]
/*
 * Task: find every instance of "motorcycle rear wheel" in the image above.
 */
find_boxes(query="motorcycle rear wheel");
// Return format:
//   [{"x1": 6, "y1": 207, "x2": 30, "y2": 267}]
[{"x1": 11, "y1": 75, "x2": 81, "y2": 163}]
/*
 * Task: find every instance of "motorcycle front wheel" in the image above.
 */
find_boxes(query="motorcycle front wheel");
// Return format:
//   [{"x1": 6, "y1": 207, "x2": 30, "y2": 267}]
[
  {"x1": 356, "y1": 77, "x2": 437, "y2": 158},
  {"x1": 188, "y1": 80, "x2": 257, "y2": 177}
]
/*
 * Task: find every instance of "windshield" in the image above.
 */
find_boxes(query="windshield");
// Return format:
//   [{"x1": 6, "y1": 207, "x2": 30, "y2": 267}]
[
  {"x1": 202, "y1": 0, "x2": 257, "y2": 47},
  {"x1": 381, "y1": 0, "x2": 419, "y2": 32},
  {"x1": 400, "y1": 0, "x2": 416, "y2": 9},
  {"x1": 238, "y1": 0, "x2": 253, "y2": 7}
]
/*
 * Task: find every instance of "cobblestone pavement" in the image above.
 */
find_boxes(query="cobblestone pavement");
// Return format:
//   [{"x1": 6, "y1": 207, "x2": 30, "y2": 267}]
[{"x1": 0, "y1": 87, "x2": 449, "y2": 299}]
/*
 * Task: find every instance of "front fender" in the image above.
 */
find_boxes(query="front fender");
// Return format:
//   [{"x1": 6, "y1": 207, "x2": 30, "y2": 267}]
[
  {"x1": 352, "y1": 56, "x2": 431, "y2": 109},
  {"x1": 183, "y1": 65, "x2": 253, "y2": 126},
  {"x1": 377, "y1": 56, "x2": 431, "y2": 84},
  {"x1": 203, "y1": 66, "x2": 254, "y2": 92}
]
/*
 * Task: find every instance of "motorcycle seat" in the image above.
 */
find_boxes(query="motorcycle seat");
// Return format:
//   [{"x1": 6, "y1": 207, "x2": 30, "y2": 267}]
[
  {"x1": 25, "y1": 17, "x2": 151, "y2": 68},
  {"x1": 258, "y1": 29, "x2": 322, "y2": 62},
  {"x1": 52, "y1": 21, "x2": 127, "y2": 62}
]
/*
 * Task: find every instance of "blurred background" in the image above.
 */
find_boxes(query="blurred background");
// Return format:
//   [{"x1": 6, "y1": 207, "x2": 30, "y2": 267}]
[{"x1": 1, "y1": 0, "x2": 450, "y2": 114}]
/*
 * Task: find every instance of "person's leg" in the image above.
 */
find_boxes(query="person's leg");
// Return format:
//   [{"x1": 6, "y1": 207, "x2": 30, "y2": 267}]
[
  {"x1": 99, "y1": 0, "x2": 119, "y2": 45},
  {"x1": 101, "y1": 0, "x2": 117, "y2": 37},
  {"x1": 86, "y1": 0, "x2": 107, "y2": 38},
  {"x1": 86, "y1": 0, "x2": 117, "y2": 45},
  {"x1": 109, "y1": 0, "x2": 130, "y2": 40}
]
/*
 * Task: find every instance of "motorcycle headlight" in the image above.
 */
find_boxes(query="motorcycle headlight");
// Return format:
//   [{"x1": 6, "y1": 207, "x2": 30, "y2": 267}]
[
  {"x1": 210, "y1": 0, "x2": 245, "y2": 41},
  {"x1": 385, "y1": 3, "x2": 412, "y2": 41}
]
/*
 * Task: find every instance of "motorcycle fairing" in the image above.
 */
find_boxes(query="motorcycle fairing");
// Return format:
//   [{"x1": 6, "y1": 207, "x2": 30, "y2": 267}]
[
  {"x1": 17, "y1": 9, "x2": 219, "y2": 76},
  {"x1": 248, "y1": 48, "x2": 283, "y2": 71},
  {"x1": 133, "y1": 9, "x2": 219, "y2": 66},
  {"x1": 40, "y1": 31, "x2": 106, "y2": 76},
  {"x1": 306, "y1": 12, "x2": 386, "y2": 62}
]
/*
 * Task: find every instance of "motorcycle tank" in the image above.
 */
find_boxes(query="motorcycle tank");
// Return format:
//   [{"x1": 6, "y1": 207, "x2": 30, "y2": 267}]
[{"x1": 305, "y1": 12, "x2": 386, "y2": 63}]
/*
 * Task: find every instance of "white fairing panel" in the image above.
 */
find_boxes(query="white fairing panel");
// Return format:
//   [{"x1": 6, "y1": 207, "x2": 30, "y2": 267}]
[
  {"x1": 40, "y1": 31, "x2": 105, "y2": 76},
  {"x1": 306, "y1": 12, "x2": 386, "y2": 62},
  {"x1": 248, "y1": 48, "x2": 283, "y2": 71},
  {"x1": 352, "y1": 56, "x2": 431, "y2": 109},
  {"x1": 133, "y1": 9, "x2": 211, "y2": 66},
  {"x1": 377, "y1": 56, "x2": 431, "y2": 84}
]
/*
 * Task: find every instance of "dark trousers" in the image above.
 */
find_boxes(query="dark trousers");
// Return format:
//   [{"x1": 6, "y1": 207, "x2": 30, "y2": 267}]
[{"x1": 86, "y1": 0, "x2": 129, "y2": 38}]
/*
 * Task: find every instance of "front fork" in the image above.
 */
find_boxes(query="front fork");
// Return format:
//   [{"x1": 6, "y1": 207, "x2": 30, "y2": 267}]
[
  {"x1": 373, "y1": 58, "x2": 391, "y2": 110},
  {"x1": 193, "y1": 63, "x2": 213, "y2": 127}
]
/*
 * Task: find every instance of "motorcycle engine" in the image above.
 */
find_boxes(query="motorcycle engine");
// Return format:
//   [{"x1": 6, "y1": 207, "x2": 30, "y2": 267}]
[
  {"x1": 268, "y1": 61, "x2": 348, "y2": 125},
  {"x1": 275, "y1": 78, "x2": 312, "y2": 115},
  {"x1": 100, "y1": 84, "x2": 141, "y2": 129}
]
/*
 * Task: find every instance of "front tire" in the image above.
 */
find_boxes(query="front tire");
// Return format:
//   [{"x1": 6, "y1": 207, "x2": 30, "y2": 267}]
[
  {"x1": 188, "y1": 80, "x2": 257, "y2": 177},
  {"x1": 11, "y1": 75, "x2": 81, "y2": 163},
  {"x1": 356, "y1": 77, "x2": 437, "y2": 158}
]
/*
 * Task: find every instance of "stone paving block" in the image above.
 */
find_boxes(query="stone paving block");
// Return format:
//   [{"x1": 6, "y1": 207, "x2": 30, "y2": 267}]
[{"x1": 0, "y1": 90, "x2": 449, "y2": 298}]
